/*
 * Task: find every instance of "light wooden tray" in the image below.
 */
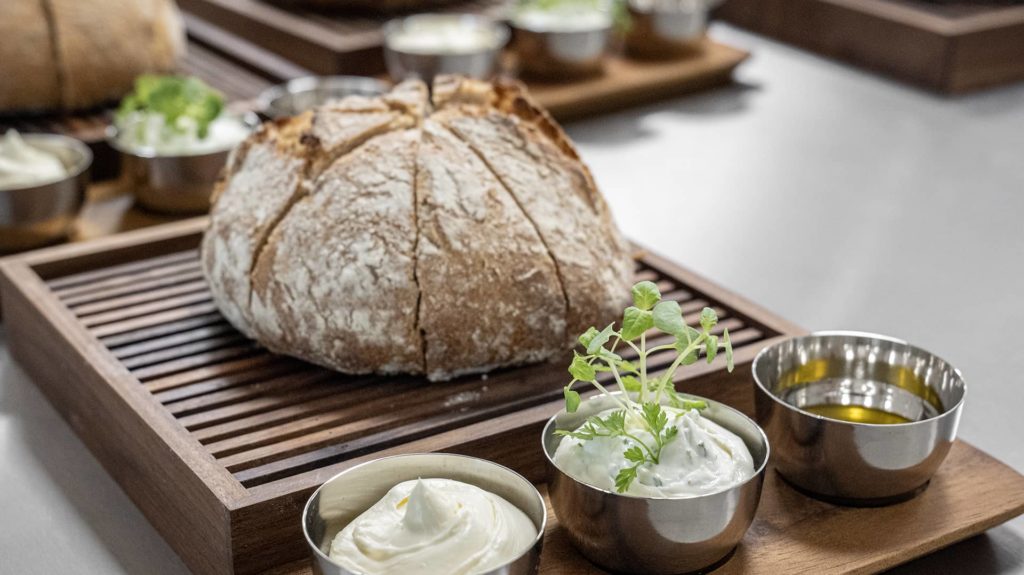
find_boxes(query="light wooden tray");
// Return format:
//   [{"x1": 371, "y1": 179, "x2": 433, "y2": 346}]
[{"x1": 1, "y1": 219, "x2": 1021, "y2": 574}]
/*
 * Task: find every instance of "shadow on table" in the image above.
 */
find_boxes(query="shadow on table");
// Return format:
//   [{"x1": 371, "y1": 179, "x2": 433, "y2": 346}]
[{"x1": 0, "y1": 339, "x2": 190, "y2": 575}]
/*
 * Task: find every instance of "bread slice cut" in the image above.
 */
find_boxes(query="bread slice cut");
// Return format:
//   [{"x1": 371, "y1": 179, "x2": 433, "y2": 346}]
[
  {"x1": 415, "y1": 120, "x2": 566, "y2": 380},
  {"x1": 0, "y1": 0, "x2": 61, "y2": 111}
]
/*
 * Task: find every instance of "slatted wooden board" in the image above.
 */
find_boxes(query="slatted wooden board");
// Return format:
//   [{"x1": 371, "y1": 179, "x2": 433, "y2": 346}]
[{"x1": 3, "y1": 218, "x2": 1022, "y2": 575}]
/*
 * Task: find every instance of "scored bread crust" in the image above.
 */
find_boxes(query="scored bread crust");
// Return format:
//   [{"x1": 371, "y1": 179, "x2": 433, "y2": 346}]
[{"x1": 203, "y1": 77, "x2": 633, "y2": 381}]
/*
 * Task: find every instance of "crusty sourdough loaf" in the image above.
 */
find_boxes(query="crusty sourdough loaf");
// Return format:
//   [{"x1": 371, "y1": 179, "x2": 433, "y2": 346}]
[
  {"x1": 0, "y1": 0, "x2": 184, "y2": 114},
  {"x1": 202, "y1": 77, "x2": 634, "y2": 381}
]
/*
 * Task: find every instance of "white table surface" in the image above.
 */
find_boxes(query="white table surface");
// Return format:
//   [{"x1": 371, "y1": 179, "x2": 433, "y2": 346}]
[{"x1": 1, "y1": 23, "x2": 1022, "y2": 575}]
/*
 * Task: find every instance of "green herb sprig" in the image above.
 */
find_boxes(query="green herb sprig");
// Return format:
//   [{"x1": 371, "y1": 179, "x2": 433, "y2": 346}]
[
  {"x1": 555, "y1": 281, "x2": 734, "y2": 492},
  {"x1": 116, "y1": 75, "x2": 225, "y2": 139}
]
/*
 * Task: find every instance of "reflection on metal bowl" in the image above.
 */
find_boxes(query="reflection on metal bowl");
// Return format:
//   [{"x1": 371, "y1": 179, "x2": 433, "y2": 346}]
[{"x1": 753, "y1": 331, "x2": 967, "y2": 505}]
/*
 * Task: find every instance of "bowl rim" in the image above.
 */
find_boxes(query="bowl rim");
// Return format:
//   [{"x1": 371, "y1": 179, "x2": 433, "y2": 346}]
[
  {"x1": 751, "y1": 330, "x2": 968, "y2": 428},
  {"x1": 106, "y1": 112, "x2": 259, "y2": 159},
  {"x1": 257, "y1": 75, "x2": 392, "y2": 117},
  {"x1": 541, "y1": 391, "x2": 770, "y2": 501},
  {"x1": 383, "y1": 13, "x2": 511, "y2": 55},
  {"x1": 0, "y1": 133, "x2": 93, "y2": 193},
  {"x1": 301, "y1": 452, "x2": 547, "y2": 575}
]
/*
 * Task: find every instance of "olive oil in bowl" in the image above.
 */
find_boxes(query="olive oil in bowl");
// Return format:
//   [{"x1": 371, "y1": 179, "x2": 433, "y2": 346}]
[{"x1": 777, "y1": 363, "x2": 944, "y2": 425}]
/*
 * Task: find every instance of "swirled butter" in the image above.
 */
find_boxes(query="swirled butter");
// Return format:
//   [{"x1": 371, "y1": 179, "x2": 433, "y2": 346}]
[
  {"x1": 328, "y1": 478, "x2": 536, "y2": 575},
  {"x1": 553, "y1": 406, "x2": 755, "y2": 497},
  {"x1": 0, "y1": 130, "x2": 68, "y2": 189}
]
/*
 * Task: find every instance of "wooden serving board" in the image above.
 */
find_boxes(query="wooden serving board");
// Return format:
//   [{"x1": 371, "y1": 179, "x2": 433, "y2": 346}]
[
  {"x1": 178, "y1": 0, "x2": 749, "y2": 118},
  {"x1": 2, "y1": 219, "x2": 1022, "y2": 574},
  {"x1": 717, "y1": 0, "x2": 1024, "y2": 93}
]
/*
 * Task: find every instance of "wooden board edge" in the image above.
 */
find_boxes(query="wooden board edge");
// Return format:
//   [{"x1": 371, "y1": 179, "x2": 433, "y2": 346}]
[
  {"x1": 4, "y1": 217, "x2": 208, "y2": 279},
  {"x1": 0, "y1": 260, "x2": 244, "y2": 574}
]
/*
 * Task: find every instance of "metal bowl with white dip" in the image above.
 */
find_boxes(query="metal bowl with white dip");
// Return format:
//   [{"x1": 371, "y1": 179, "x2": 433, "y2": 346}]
[
  {"x1": 511, "y1": 2, "x2": 614, "y2": 80},
  {"x1": 383, "y1": 14, "x2": 509, "y2": 82},
  {"x1": 258, "y1": 76, "x2": 391, "y2": 120},
  {"x1": 303, "y1": 453, "x2": 545, "y2": 575},
  {"x1": 0, "y1": 131, "x2": 91, "y2": 251}
]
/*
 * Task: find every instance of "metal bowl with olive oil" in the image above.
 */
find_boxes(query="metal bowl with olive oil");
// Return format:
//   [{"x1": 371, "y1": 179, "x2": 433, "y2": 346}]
[{"x1": 753, "y1": 331, "x2": 966, "y2": 505}]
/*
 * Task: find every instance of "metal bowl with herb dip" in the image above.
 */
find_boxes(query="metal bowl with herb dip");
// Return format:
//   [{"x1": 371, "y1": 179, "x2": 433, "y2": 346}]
[
  {"x1": 0, "y1": 131, "x2": 91, "y2": 251},
  {"x1": 753, "y1": 331, "x2": 967, "y2": 505},
  {"x1": 109, "y1": 75, "x2": 256, "y2": 214}
]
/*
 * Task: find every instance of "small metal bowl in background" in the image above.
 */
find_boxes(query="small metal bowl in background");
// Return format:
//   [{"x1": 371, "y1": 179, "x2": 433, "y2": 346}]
[
  {"x1": 511, "y1": 9, "x2": 613, "y2": 80},
  {"x1": 383, "y1": 14, "x2": 509, "y2": 82},
  {"x1": 303, "y1": 453, "x2": 546, "y2": 575},
  {"x1": 0, "y1": 134, "x2": 91, "y2": 252},
  {"x1": 753, "y1": 331, "x2": 967, "y2": 506},
  {"x1": 108, "y1": 114, "x2": 258, "y2": 215},
  {"x1": 542, "y1": 393, "x2": 768, "y2": 575},
  {"x1": 258, "y1": 76, "x2": 391, "y2": 120},
  {"x1": 625, "y1": 0, "x2": 720, "y2": 59}
]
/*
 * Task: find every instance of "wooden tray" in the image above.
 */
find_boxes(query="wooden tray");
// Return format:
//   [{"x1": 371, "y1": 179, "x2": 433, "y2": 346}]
[
  {"x1": 717, "y1": 0, "x2": 1024, "y2": 93},
  {"x1": 2, "y1": 219, "x2": 1022, "y2": 575}
]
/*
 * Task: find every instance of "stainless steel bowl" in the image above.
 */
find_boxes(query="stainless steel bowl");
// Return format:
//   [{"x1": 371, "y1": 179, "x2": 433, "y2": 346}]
[
  {"x1": 753, "y1": 331, "x2": 967, "y2": 505},
  {"x1": 511, "y1": 11, "x2": 612, "y2": 80},
  {"x1": 108, "y1": 114, "x2": 258, "y2": 215},
  {"x1": 383, "y1": 14, "x2": 509, "y2": 82},
  {"x1": 626, "y1": 0, "x2": 716, "y2": 59},
  {"x1": 0, "y1": 134, "x2": 91, "y2": 252},
  {"x1": 259, "y1": 76, "x2": 391, "y2": 119},
  {"x1": 542, "y1": 393, "x2": 768, "y2": 575},
  {"x1": 302, "y1": 453, "x2": 546, "y2": 575}
]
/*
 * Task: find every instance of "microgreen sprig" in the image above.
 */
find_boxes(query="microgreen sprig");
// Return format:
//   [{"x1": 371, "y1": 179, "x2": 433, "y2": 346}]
[{"x1": 556, "y1": 281, "x2": 734, "y2": 492}]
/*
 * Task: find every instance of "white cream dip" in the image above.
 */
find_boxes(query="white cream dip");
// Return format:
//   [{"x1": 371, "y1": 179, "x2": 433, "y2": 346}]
[
  {"x1": 329, "y1": 478, "x2": 537, "y2": 575},
  {"x1": 0, "y1": 130, "x2": 68, "y2": 189},
  {"x1": 115, "y1": 112, "x2": 250, "y2": 156},
  {"x1": 388, "y1": 19, "x2": 503, "y2": 55},
  {"x1": 513, "y1": 7, "x2": 613, "y2": 32},
  {"x1": 553, "y1": 406, "x2": 755, "y2": 497}
]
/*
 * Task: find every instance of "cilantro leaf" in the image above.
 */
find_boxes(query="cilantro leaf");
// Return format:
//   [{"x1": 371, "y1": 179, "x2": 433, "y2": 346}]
[
  {"x1": 117, "y1": 75, "x2": 225, "y2": 139},
  {"x1": 615, "y1": 465, "x2": 639, "y2": 493},
  {"x1": 623, "y1": 445, "x2": 646, "y2": 464},
  {"x1": 706, "y1": 334, "x2": 719, "y2": 364},
  {"x1": 723, "y1": 328, "x2": 734, "y2": 372},
  {"x1": 563, "y1": 387, "x2": 581, "y2": 413}
]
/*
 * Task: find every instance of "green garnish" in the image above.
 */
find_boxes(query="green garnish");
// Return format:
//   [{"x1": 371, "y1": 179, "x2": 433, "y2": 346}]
[
  {"x1": 555, "y1": 280, "x2": 734, "y2": 493},
  {"x1": 116, "y1": 75, "x2": 224, "y2": 139}
]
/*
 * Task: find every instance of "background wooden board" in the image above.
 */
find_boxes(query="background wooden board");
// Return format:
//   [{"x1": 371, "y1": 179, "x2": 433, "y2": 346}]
[{"x1": 717, "y1": 0, "x2": 1024, "y2": 93}]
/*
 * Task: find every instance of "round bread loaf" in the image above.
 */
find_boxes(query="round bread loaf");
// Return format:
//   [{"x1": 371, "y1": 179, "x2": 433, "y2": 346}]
[
  {"x1": 0, "y1": 0, "x2": 184, "y2": 113},
  {"x1": 202, "y1": 77, "x2": 634, "y2": 381}
]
